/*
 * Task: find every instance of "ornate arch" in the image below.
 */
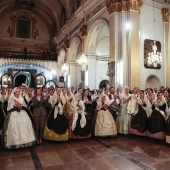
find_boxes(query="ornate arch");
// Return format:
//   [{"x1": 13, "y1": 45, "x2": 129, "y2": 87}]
[
  {"x1": 145, "y1": 74, "x2": 161, "y2": 89},
  {"x1": 57, "y1": 47, "x2": 66, "y2": 67},
  {"x1": 34, "y1": 73, "x2": 46, "y2": 88},
  {"x1": 86, "y1": 19, "x2": 109, "y2": 54},
  {"x1": 1, "y1": 73, "x2": 13, "y2": 88},
  {"x1": 68, "y1": 36, "x2": 81, "y2": 62}
]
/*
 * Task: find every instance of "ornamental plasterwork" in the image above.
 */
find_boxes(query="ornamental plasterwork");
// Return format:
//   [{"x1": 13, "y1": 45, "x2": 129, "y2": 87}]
[
  {"x1": 7, "y1": 16, "x2": 16, "y2": 37},
  {"x1": 161, "y1": 8, "x2": 169, "y2": 22},
  {"x1": 128, "y1": 0, "x2": 143, "y2": 12},
  {"x1": 105, "y1": 0, "x2": 144, "y2": 14},
  {"x1": 105, "y1": 0, "x2": 120, "y2": 14}
]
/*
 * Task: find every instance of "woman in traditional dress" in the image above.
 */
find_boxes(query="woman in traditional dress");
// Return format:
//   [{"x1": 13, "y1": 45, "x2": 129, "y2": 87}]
[
  {"x1": 24, "y1": 88, "x2": 34, "y2": 123},
  {"x1": 62, "y1": 89, "x2": 69, "y2": 116},
  {"x1": 164, "y1": 90, "x2": 170, "y2": 143},
  {"x1": 66, "y1": 89, "x2": 74, "y2": 103},
  {"x1": 19, "y1": 84, "x2": 27, "y2": 98},
  {"x1": 69, "y1": 94, "x2": 91, "y2": 139},
  {"x1": 41, "y1": 85, "x2": 51, "y2": 116},
  {"x1": 0, "y1": 87, "x2": 7, "y2": 135},
  {"x1": 129, "y1": 90, "x2": 149, "y2": 136},
  {"x1": 117, "y1": 86, "x2": 131, "y2": 134},
  {"x1": 43, "y1": 87, "x2": 68, "y2": 141},
  {"x1": 82, "y1": 89, "x2": 93, "y2": 121},
  {"x1": 1, "y1": 87, "x2": 36, "y2": 149},
  {"x1": 104, "y1": 87, "x2": 109, "y2": 96},
  {"x1": 2, "y1": 88, "x2": 12, "y2": 115},
  {"x1": 109, "y1": 93, "x2": 121, "y2": 122},
  {"x1": 92, "y1": 94, "x2": 117, "y2": 137},
  {"x1": 146, "y1": 92, "x2": 167, "y2": 140},
  {"x1": 64, "y1": 89, "x2": 74, "y2": 117}
]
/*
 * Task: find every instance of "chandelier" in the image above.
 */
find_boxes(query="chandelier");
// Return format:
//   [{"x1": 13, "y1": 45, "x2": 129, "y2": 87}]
[
  {"x1": 147, "y1": 41, "x2": 162, "y2": 67},
  {"x1": 61, "y1": 63, "x2": 68, "y2": 73},
  {"x1": 147, "y1": 0, "x2": 163, "y2": 68},
  {"x1": 77, "y1": 53, "x2": 88, "y2": 71}
]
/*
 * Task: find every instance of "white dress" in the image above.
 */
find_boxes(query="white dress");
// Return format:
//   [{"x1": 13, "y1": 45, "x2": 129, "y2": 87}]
[
  {"x1": 94, "y1": 100, "x2": 117, "y2": 136},
  {"x1": 1, "y1": 93, "x2": 36, "y2": 149}
]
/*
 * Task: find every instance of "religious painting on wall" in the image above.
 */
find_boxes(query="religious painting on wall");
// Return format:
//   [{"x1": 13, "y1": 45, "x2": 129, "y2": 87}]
[
  {"x1": 35, "y1": 75, "x2": 45, "y2": 87},
  {"x1": 108, "y1": 61, "x2": 115, "y2": 77},
  {"x1": 59, "y1": 76, "x2": 64, "y2": 82},
  {"x1": 144, "y1": 39, "x2": 161, "y2": 69},
  {"x1": 17, "y1": 19, "x2": 30, "y2": 38}
]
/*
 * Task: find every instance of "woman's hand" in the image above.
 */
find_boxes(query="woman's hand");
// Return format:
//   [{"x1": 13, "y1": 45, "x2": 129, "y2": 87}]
[
  {"x1": 87, "y1": 101, "x2": 92, "y2": 104},
  {"x1": 14, "y1": 99, "x2": 22, "y2": 109},
  {"x1": 78, "y1": 106, "x2": 83, "y2": 111},
  {"x1": 58, "y1": 98, "x2": 62, "y2": 102},
  {"x1": 154, "y1": 102, "x2": 159, "y2": 107}
]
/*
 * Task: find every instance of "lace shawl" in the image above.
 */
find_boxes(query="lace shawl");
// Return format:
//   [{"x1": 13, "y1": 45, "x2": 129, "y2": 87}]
[{"x1": 70, "y1": 99, "x2": 86, "y2": 131}]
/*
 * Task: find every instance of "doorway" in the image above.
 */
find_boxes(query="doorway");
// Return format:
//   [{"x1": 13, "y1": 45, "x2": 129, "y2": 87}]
[
  {"x1": 99, "y1": 80, "x2": 109, "y2": 89},
  {"x1": 15, "y1": 75, "x2": 26, "y2": 87},
  {"x1": 14, "y1": 71, "x2": 34, "y2": 87}
]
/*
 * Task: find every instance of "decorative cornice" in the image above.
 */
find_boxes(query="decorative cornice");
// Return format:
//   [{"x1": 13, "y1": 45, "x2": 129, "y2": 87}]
[
  {"x1": 162, "y1": 8, "x2": 169, "y2": 22},
  {"x1": 7, "y1": 15, "x2": 16, "y2": 37},
  {"x1": 86, "y1": 4, "x2": 104, "y2": 20},
  {"x1": 0, "y1": 58, "x2": 57, "y2": 70}
]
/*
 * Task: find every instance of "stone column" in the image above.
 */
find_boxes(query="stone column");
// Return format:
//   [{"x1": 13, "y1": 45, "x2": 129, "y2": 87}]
[
  {"x1": 69, "y1": 62, "x2": 81, "y2": 89},
  {"x1": 106, "y1": 0, "x2": 119, "y2": 88},
  {"x1": 118, "y1": 11, "x2": 129, "y2": 89},
  {"x1": 106, "y1": 0, "x2": 143, "y2": 90},
  {"x1": 64, "y1": 38, "x2": 70, "y2": 88},
  {"x1": 87, "y1": 54, "x2": 97, "y2": 90},
  {"x1": 128, "y1": 1, "x2": 141, "y2": 89},
  {"x1": 162, "y1": 8, "x2": 169, "y2": 87}
]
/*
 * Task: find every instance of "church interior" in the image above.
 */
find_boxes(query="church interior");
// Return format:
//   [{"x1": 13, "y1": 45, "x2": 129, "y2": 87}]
[{"x1": 1, "y1": 0, "x2": 170, "y2": 169}]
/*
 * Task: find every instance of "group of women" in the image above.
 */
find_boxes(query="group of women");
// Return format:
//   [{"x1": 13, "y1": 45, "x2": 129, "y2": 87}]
[
  {"x1": 118, "y1": 86, "x2": 170, "y2": 144},
  {"x1": 0, "y1": 84, "x2": 170, "y2": 149}
]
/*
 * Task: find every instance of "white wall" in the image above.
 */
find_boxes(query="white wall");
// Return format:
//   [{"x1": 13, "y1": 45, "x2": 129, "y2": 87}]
[
  {"x1": 140, "y1": 3, "x2": 165, "y2": 89},
  {"x1": 69, "y1": 63, "x2": 78, "y2": 89},
  {"x1": 87, "y1": 56, "x2": 96, "y2": 90},
  {"x1": 96, "y1": 60, "x2": 109, "y2": 89}
]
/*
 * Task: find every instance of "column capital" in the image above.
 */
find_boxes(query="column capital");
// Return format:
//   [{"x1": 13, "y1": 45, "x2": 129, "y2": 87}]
[
  {"x1": 105, "y1": 0, "x2": 120, "y2": 14},
  {"x1": 128, "y1": 0, "x2": 144, "y2": 12},
  {"x1": 105, "y1": 0, "x2": 143, "y2": 14},
  {"x1": 162, "y1": 8, "x2": 169, "y2": 22}
]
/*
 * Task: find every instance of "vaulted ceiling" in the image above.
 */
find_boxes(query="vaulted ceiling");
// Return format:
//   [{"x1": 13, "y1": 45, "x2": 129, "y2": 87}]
[{"x1": 0, "y1": 0, "x2": 76, "y2": 38}]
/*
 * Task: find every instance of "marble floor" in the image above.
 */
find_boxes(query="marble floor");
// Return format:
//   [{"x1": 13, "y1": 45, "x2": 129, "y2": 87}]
[{"x1": 0, "y1": 135, "x2": 170, "y2": 170}]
